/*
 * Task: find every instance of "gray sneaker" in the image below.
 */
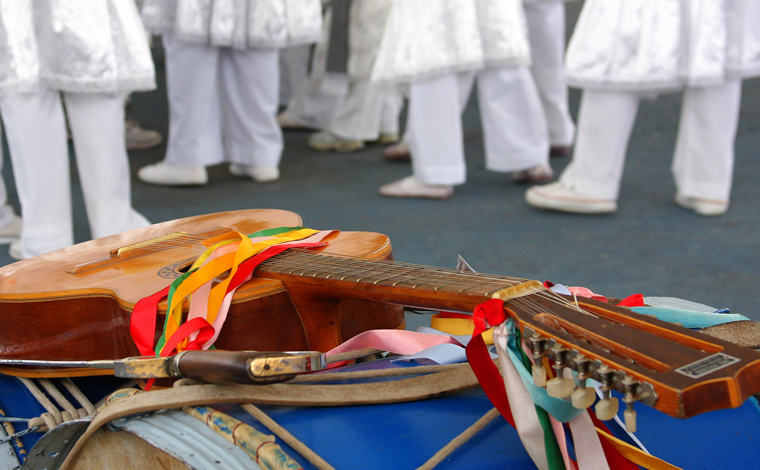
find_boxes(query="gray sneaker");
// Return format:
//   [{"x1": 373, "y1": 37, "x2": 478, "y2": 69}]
[{"x1": 126, "y1": 118, "x2": 163, "y2": 151}]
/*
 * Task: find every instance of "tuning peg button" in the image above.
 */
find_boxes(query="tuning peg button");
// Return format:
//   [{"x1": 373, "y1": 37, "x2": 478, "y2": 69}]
[
  {"x1": 624, "y1": 408, "x2": 637, "y2": 433},
  {"x1": 532, "y1": 363, "x2": 547, "y2": 387},
  {"x1": 547, "y1": 376, "x2": 575, "y2": 398},
  {"x1": 571, "y1": 386, "x2": 596, "y2": 409},
  {"x1": 595, "y1": 396, "x2": 619, "y2": 420}
]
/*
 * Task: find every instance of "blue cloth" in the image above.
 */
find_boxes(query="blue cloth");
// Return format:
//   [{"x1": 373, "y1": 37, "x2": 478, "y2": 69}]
[{"x1": 631, "y1": 306, "x2": 749, "y2": 329}]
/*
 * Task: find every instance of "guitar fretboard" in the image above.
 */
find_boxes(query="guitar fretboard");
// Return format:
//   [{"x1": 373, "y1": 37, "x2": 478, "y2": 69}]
[{"x1": 257, "y1": 249, "x2": 527, "y2": 299}]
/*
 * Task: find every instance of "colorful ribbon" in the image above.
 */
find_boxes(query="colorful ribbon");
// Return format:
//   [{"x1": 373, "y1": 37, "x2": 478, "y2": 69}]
[{"x1": 130, "y1": 226, "x2": 334, "y2": 359}]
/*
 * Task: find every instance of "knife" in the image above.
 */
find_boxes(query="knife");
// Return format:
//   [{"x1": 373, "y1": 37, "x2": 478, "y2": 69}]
[{"x1": 0, "y1": 350, "x2": 326, "y2": 384}]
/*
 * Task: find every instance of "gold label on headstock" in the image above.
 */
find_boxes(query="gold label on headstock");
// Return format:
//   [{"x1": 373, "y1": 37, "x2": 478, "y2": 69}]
[{"x1": 676, "y1": 353, "x2": 740, "y2": 379}]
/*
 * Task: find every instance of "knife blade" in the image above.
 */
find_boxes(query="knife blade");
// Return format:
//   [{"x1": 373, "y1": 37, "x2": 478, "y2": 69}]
[{"x1": 0, "y1": 350, "x2": 326, "y2": 384}]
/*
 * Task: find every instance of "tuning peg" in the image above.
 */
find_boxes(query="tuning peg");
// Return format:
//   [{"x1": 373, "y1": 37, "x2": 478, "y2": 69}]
[
  {"x1": 533, "y1": 363, "x2": 547, "y2": 387},
  {"x1": 570, "y1": 354, "x2": 596, "y2": 409},
  {"x1": 528, "y1": 333, "x2": 549, "y2": 387},
  {"x1": 595, "y1": 393, "x2": 619, "y2": 420},
  {"x1": 621, "y1": 376, "x2": 639, "y2": 433},
  {"x1": 546, "y1": 345, "x2": 574, "y2": 398},
  {"x1": 594, "y1": 365, "x2": 619, "y2": 421}
]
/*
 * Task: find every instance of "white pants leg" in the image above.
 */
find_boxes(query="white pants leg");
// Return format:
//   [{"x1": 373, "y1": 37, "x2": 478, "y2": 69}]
[
  {"x1": 0, "y1": 90, "x2": 72, "y2": 256},
  {"x1": 672, "y1": 80, "x2": 742, "y2": 202},
  {"x1": 408, "y1": 73, "x2": 470, "y2": 185},
  {"x1": 219, "y1": 48, "x2": 283, "y2": 168},
  {"x1": 281, "y1": 45, "x2": 343, "y2": 129},
  {"x1": 477, "y1": 65, "x2": 549, "y2": 172},
  {"x1": 379, "y1": 87, "x2": 404, "y2": 136},
  {"x1": 0, "y1": 135, "x2": 17, "y2": 228},
  {"x1": 163, "y1": 34, "x2": 224, "y2": 167},
  {"x1": 329, "y1": 82, "x2": 402, "y2": 141},
  {"x1": 559, "y1": 89, "x2": 640, "y2": 199},
  {"x1": 65, "y1": 92, "x2": 149, "y2": 239},
  {"x1": 524, "y1": 1, "x2": 575, "y2": 147}
]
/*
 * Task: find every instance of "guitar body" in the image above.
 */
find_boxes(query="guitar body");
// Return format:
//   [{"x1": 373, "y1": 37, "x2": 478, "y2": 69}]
[{"x1": 0, "y1": 209, "x2": 405, "y2": 364}]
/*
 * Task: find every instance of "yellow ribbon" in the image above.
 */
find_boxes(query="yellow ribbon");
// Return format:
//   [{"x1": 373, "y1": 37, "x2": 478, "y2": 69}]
[{"x1": 162, "y1": 228, "x2": 321, "y2": 352}]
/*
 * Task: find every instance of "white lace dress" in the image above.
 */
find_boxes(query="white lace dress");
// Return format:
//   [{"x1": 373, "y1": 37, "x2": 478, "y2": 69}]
[
  {"x1": 565, "y1": 0, "x2": 760, "y2": 91},
  {"x1": 140, "y1": 0, "x2": 323, "y2": 49},
  {"x1": 371, "y1": 0, "x2": 530, "y2": 84},
  {"x1": 0, "y1": 0, "x2": 155, "y2": 96}
]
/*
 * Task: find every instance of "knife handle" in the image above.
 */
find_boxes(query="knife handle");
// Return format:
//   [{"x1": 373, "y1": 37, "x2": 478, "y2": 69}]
[{"x1": 174, "y1": 350, "x2": 325, "y2": 384}]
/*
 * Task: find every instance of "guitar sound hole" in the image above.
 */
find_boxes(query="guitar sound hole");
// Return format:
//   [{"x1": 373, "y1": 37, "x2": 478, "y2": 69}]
[{"x1": 177, "y1": 262, "x2": 194, "y2": 274}]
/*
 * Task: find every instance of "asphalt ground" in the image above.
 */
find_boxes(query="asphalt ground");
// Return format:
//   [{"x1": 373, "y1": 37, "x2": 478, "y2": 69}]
[{"x1": 2, "y1": 3, "x2": 760, "y2": 321}]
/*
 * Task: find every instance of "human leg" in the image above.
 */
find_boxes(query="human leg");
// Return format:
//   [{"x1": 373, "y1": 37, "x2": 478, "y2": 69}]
[
  {"x1": 278, "y1": 45, "x2": 343, "y2": 130},
  {"x1": 64, "y1": 92, "x2": 149, "y2": 239},
  {"x1": 526, "y1": 89, "x2": 640, "y2": 213},
  {"x1": 477, "y1": 65, "x2": 550, "y2": 176},
  {"x1": 0, "y1": 90, "x2": 72, "y2": 257},
  {"x1": 379, "y1": 73, "x2": 465, "y2": 198},
  {"x1": 219, "y1": 47, "x2": 283, "y2": 181},
  {"x1": 524, "y1": 1, "x2": 575, "y2": 150},
  {"x1": 138, "y1": 35, "x2": 222, "y2": 185},
  {"x1": 672, "y1": 80, "x2": 742, "y2": 215}
]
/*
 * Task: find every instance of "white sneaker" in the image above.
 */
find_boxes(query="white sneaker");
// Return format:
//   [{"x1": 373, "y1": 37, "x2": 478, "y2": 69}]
[
  {"x1": 675, "y1": 193, "x2": 728, "y2": 216},
  {"x1": 138, "y1": 161, "x2": 208, "y2": 186},
  {"x1": 229, "y1": 164, "x2": 280, "y2": 183},
  {"x1": 0, "y1": 215, "x2": 21, "y2": 244},
  {"x1": 376, "y1": 132, "x2": 400, "y2": 145},
  {"x1": 276, "y1": 111, "x2": 312, "y2": 130},
  {"x1": 379, "y1": 176, "x2": 454, "y2": 200},
  {"x1": 308, "y1": 130, "x2": 365, "y2": 152},
  {"x1": 526, "y1": 181, "x2": 617, "y2": 214},
  {"x1": 9, "y1": 239, "x2": 25, "y2": 260},
  {"x1": 512, "y1": 163, "x2": 554, "y2": 184}
]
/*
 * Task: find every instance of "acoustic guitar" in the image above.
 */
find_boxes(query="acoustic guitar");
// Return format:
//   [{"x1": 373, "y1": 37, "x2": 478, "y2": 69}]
[{"x1": 0, "y1": 209, "x2": 758, "y2": 422}]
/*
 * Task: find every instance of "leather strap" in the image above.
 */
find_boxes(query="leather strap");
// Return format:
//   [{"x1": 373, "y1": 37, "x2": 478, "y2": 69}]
[{"x1": 60, "y1": 364, "x2": 479, "y2": 470}]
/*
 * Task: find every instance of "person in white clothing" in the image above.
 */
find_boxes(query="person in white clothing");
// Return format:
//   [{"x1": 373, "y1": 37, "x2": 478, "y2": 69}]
[
  {"x1": 0, "y1": 0, "x2": 154, "y2": 260},
  {"x1": 307, "y1": 0, "x2": 404, "y2": 153},
  {"x1": 382, "y1": 0, "x2": 577, "y2": 164},
  {"x1": 523, "y1": 0, "x2": 576, "y2": 157},
  {"x1": 374, "y1": 0, "x2": 552, "y2": 199},
  {"x1": 277, "y1": 44, "x2": 344, "y2": 131},
  {"x1": 526, "y1": 0, "x2": 760, "y2": 216},
  {"x1": 137, "y1": 0, "x2": 323, "y2": 186}
]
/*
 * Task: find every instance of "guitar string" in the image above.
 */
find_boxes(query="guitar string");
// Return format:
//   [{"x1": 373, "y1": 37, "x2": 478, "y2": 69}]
[
  {"x1": 130, "y1": 234, "x2": 649, "y2": 375},
  {"x1": 117, "y1": 233, "x2": 612, "y2": 318},
  {"x1": 111, "y1": 233, "x2": 530, "y2": 295}
]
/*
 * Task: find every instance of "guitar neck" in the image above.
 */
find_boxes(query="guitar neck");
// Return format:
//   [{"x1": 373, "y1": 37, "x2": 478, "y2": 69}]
[{"x1": 257, "y1": 249, "x2": 526, "y2": 313}]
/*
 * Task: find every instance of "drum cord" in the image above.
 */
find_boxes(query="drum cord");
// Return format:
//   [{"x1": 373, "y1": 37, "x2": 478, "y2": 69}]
[{"x1": 18, "y1": 377, "x2": 96, "y2": 433}]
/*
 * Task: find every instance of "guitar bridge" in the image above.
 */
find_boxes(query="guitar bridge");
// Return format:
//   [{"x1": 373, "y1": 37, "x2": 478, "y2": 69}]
[{"x1": 66, "y1": 227, "x2": 234, "y2": 275}]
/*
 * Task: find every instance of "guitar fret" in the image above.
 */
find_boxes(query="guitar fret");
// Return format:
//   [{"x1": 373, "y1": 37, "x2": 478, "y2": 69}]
[{"x1": 258, "y1": 251, "x2": 522, "y2": 296}]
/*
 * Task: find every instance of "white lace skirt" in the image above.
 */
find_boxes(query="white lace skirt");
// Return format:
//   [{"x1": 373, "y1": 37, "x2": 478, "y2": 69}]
[
  {"x1": 565, "y1": 0, "x2": 760, "y2": 91},
  {"x1": 0, "y1": 0, "x2": 155, "y2": 96},
  {"x1": 371, "y1": 0, "x2": 530, "y2": 84},
  {"x1": 140, "y1": 0, "x2": 323, "y2": 49}
]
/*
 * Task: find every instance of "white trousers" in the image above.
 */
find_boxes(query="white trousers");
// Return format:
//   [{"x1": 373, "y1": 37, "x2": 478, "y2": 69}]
[
  {"x1": 0, "y1": 90, "x2": 149, "y2": 257},
  {"x1": 329, "y1": 82, "x2": 403, "y2": 140},
  {"x1": 524, "y1": 1, "x2": 575, "y2": 147},
  {"x1": 0, "y1": 145, "x2": 17, "y2": 229},
  {"x1": 163, "y1": 35, "x2": 282, "y2": 168},
  {"x1": 560, "y1": 81, "x2": 742, "y2": 201},
  {"x1": 408, "y1": 66, "x2": 549, "y2": 185},
  {"x1": 280, "y1": 44, "x2": 344, "y2": 129}
]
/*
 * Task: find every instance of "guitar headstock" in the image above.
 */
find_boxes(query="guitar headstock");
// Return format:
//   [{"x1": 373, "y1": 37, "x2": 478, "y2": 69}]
[{"x1": 494, "y1": 281, "x2": 760, "y2": 430}]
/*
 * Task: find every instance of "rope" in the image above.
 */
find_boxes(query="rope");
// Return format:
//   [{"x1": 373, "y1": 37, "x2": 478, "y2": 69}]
[
  {"x1": 18, "y1": 378, "x2": 96, "y2": 433},
  {"x1": 242, "y1": 403, "x2": 336, "y2": 470},
  {"x1": 416, "y1": 407, "x2": 500, "y2": 470}
]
